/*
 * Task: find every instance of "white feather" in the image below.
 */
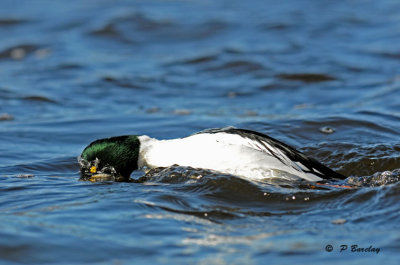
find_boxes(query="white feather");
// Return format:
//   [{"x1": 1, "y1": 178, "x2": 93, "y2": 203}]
[{"x1": 137, "y1": 132, "x2": 323, "y2": 182}]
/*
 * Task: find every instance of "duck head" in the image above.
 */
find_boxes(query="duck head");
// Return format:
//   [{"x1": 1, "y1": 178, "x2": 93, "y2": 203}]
[{"x1": 79, "y1": 135, "x2": 140, "y2": 181}]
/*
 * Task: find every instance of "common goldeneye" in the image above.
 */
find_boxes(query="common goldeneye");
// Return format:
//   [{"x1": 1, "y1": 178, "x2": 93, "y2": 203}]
[{"x1": 79, "y1": 127, "x2": 346, "y2": 182}]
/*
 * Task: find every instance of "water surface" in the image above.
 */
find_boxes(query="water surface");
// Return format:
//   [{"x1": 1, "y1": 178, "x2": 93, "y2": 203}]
[{"x1": 1, "y1": 0, "x2": 400, "y2": 264}]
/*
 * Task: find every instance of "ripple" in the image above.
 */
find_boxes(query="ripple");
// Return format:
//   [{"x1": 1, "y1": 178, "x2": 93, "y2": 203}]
[
  {"x1": 0, "y1": 44, "x2": 39, "y2": 60},
  {"x1": 122, "y1": 165, "x2": 376, "y2": 224},
  {"x1": 23, "y1": 95, "x2": 57, "y2": 103},
  {"x1": 347, "y1": 169, "x2": 400, "y2": 187},
  {"x1": 205, "y1": 60, "x2": 265, "y2": 74},
  {"x1": 101, "y1": 76, "x2": 145, "y2": 90},
  {"x1": 89, "y1": 13, "x2": 229, "y2": 44},
  {"x1": 0, "y1": 18, "x2": 28, "y2": 27},
  {"x1": 302, "y1": 116, "x2": 399, "y2": 138},
  {"x1": 90, "y1": 23, "x2": 133, "y2": 44},
  {"x1": 0, "y1": 113, "x2": 14, "y2": 121},
  {"x1": 276, "y1": 73, "x2": 337, "y2": 83},
  {"x1": 89, "y1": 12, "x2": 174, "y2": 43},
  {"x1": 1, "y1": 0, "x2": 400, "y2": 263},
  {"x1": 178, "y1": 54, "x2": 219, "y2": 65},
  {"x1": 338, "y1": 144, "x2": 400, "y2": 176},
  {"x1": 2, "y1": 156, "x2": 79, "y2": 176},
  {"x1": 141, "y1": 167, "x2": 349, "y2": 198}
]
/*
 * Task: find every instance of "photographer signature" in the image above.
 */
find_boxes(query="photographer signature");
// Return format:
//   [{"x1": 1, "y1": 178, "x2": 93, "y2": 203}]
[{"x1": 325, "y1": 244, "x2": 380, "y2": 254}]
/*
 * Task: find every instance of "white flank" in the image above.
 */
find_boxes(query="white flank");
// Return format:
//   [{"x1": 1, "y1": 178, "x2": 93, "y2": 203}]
[{"x1": 137, "y1": 133, "x2": 322, "y2": 182}]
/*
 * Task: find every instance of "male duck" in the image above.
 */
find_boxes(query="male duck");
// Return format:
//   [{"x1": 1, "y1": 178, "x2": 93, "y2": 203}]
[{"x1": 79, "y1": 127, "x2": 346, "y2": 181}]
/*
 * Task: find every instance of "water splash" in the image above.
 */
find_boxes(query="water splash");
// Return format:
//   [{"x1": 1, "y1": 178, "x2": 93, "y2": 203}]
[{"x1": 347, "y1": 169, "x2": 400, "y2": 187}]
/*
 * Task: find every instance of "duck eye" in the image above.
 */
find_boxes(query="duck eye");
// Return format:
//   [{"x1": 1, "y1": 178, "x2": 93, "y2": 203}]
[{"x1": 90, "y1": 166, "x2": 97, "y2": 173}]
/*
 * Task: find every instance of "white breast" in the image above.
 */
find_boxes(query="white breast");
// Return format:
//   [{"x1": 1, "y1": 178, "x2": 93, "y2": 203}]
[{"x1": 137, "y1": 133, "x2": 322, "y2": 181}]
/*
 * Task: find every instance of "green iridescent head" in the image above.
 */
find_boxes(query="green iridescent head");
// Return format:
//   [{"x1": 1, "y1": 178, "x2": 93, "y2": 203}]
[{"x1": 79, "y1": 135, "x2": 140, "y2": 180}]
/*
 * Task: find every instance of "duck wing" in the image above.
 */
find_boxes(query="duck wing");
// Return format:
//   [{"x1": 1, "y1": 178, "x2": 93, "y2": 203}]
[{"x1": 196, "y1": 127, "x2": 346, "y2": 180}]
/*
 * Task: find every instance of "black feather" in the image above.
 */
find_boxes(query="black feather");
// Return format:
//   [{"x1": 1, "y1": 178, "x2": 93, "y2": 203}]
[{"x1": 196, "y1": 127, "x2": 346, "y2": 180}]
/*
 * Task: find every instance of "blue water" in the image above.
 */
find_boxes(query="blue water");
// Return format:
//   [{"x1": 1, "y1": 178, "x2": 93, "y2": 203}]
[{"x1": 1, "y1": 0, "x2": 400, "y2": 264}]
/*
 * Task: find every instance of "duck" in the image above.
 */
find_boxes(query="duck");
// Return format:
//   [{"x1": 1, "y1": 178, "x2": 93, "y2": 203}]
[{"x1": 79, "y1": 127, "x2": 346, "y2": 182}]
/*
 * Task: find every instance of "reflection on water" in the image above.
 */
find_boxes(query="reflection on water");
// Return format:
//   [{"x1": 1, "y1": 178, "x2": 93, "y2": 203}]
[{"x1": 1, "y1": 0, "x2": 400, "y2": 264}]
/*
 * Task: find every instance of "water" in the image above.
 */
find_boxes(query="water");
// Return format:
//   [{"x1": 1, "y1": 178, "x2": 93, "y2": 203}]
[{"x1": 1, "y1": 0, "x2": 400, "y2": 264}]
